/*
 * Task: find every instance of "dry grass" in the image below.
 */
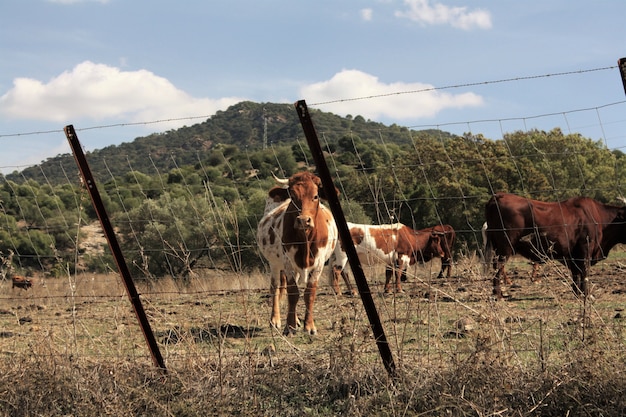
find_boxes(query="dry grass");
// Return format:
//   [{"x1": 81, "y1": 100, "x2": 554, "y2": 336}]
[{"x1": 0, "y1": 256, "x2": 625, "y2": 416}]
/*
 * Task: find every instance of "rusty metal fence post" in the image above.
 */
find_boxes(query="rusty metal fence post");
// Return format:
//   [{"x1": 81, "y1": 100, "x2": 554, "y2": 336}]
[
  {"x1": 295, "y1": 100, "x2": 396, "y2": 378},
  {"x1": 64, "y1": 125, "x2": 166, "y2": 373}
]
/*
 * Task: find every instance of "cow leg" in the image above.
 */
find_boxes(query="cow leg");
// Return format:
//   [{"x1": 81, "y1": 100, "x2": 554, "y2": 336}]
[
  {"x1": 438, "y1": 258, "x2": 451, "y2": 279},
  {"x1": 400, "y1": 267, "x2": 408, "y2": 282},
  {"x1": 341, "y1": 270, "x2": 357, "y2": 296},
  {"x1": 279, "y1": 270, "x2": 288, "y2": 301},
  {"x1": 337, "y1": 269, "x2": 358, "y2": 297},
  {"x1": 495, "y1": 255, "x2": 512, "y2": 285},
  {"x1": 530, "y1": 262, "x2": 540, "y2": 283},
  {"x1": 331, "y1": 265, "x2": 342, "y2": 295},
  {"x1": 570, "y1": 262, "x2": 590, "y2": 297},
  {"x1": 384, "y1": 267, "x2": 395, "y2": 294},
  {"x1": 492, "y1": 275, "x2": 503, "y2": 299},
  {"x1": 284, "y1": 278, "x2": 300, "y2": 336},
  {"x1": 395, "y1": 268, "x2": 404, "y2": 293},
  {"x1": 303, "y1": 278, "x2": 318, "y2": 335},
  {"x1": 384, "y1": 267, "x2": 392, "y2": 293},
  {"x1": 269, "y1": 271, "x2": 284, "y2": 330},
  {"x1": 492, "y1": 257, "x2": 508, "y2": 299},
  {"x1": 384, "y1": 261, "x2": 404, "y2": 294}
]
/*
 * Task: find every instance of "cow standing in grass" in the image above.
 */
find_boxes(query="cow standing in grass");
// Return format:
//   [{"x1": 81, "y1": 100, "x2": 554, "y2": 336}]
[
  {"x1": 329, "y1": 222, "x2": 445, "y2": 294},
  {"x1": 484, "y1": 192, "x2": 626, "y2": 297},
  {"x1": 257, "y1": 172, "x2": 338, "y2": 335},
  {"x1": 12, "y1": 275, "x2": 32, "y2": 290}
]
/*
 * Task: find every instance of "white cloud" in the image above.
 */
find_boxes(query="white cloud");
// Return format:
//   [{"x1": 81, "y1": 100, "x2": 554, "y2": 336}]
[
  {"x1": 360, "y1": 8, "x2": 373, "y2": 21},
  {"x1": 0, "y1": 61, "x2": 245, "y2": 129},
  {"x1": 299, "y1": 69, "x2": 483, "y2": 121},
  {"x1": 395, "y1": 0, "x2": 492, "y2": 30}
]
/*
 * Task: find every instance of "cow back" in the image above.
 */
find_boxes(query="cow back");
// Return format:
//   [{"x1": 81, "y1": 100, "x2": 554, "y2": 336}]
[{"x1": 485, "y1": 192, "x2": 626, "y2": 264}]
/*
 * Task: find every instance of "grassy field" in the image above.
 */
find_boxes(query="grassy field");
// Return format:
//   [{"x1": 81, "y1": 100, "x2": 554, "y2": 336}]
[{"x1": 0, "y1": 254, "x2": 625, "y2": 416}]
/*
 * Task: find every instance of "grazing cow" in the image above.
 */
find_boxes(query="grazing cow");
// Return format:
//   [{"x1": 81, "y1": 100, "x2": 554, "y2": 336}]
[
  {"x1": 257, "y1": 171, "x2": 338, "y2": 335},
  {"x1": 484, "y1": 192, "x2": 626, "y2": 297},
  {"x1": 12, "y1": 275, "x2": 32, "y2": 290},
  {"x1": 397, "y1": 224, "x2": 455, "y2": 282},
  {"x1": 329, "y1": 222, "x2": 445, "y2": 294},
  {"x1": 423, "y1": 224, "x2": 455, "y2": 279}
]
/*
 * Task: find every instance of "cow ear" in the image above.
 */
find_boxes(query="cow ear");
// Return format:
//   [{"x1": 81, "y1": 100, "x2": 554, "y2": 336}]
[{"x1": 268, "y1": 186, "x2": 289, "y2": 202}]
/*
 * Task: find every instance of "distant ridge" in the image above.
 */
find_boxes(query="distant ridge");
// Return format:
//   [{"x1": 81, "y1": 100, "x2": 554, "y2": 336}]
[{"x1": 8, "y1": 101, "x2": 453, "y2": 185}]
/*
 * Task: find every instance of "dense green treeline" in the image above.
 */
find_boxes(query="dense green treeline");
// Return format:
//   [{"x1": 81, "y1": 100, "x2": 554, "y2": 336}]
[{"x1": 1, "y1": 102, "x2": 624, "y2": 279}]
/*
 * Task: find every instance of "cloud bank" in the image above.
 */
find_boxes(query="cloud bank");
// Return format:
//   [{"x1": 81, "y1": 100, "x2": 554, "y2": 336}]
[
  {"x1": 0, "y1": 61, "x2": 245, "y2": 129},
  {"x1": 300, "y1": 69, "x2": 483, "y2": 121},
  {"x1": 1, "y1": 62, "x2": 483, "y2": 133}
]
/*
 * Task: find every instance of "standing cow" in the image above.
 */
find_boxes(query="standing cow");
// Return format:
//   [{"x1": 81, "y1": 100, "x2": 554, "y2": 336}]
[
  {"x1": 11, "y1": 275, "x2": 32, "y2": 290},
  {"x1": 484, "y1": 192, "x2": 626, "y2": 297},
  {"x1": 329, "y1": 222, "x2": 445, "y2": 294},
  {"x1": 257, "y1": 171, "x2": 338, "y2": 335},
  {"x1": 423, "y1": 224, "x2": 455, "y2": 279}
]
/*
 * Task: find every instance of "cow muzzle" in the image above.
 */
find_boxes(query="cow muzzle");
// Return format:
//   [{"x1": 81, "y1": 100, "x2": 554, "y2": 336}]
[{"x1": 295, "y1": 215, "x2": 314, "y2": 230}]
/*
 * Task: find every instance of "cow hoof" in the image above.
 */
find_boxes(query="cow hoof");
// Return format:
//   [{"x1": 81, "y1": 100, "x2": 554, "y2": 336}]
[{"x1": 283, "y1": 326, "x2": 297, "y2": 336}]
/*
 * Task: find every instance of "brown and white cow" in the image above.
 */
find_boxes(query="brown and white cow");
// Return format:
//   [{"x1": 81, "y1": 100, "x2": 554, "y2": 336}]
[
  {"x1": 257, "y1": 171, "x2": 338, "y2": 335},
  {"x1": 484, "y1": 192, "x2": 626, "y2": 297},
  {"x1": 329, "y1": 222, "x2": 445, "y2": 294}
]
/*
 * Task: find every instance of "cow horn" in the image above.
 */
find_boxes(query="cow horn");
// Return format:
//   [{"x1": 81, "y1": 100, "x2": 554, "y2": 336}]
[
  {"x1": 432, "y1": 231, "x2": 446, "y2": 235},
  {"x1": 271, "y1": 172, "x2": 289, "y2": 186}
]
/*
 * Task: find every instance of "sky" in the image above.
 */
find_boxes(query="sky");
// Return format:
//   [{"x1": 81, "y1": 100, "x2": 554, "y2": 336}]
[{"x1": 2, "y1": 0, "x2": 626, "y2": 174}]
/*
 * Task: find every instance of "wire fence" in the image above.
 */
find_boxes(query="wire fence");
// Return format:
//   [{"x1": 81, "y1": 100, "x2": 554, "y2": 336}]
[{"x1": 0, "y1": 73, "x2": 625, "y2": 372}]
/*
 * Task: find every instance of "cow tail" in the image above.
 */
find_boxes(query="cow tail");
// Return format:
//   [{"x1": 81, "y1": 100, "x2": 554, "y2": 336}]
[{"x1": 481, "y1": 223, "x2": 493, "y2": 274}]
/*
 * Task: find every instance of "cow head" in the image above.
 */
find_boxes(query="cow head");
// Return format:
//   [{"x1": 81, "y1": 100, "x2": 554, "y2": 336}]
[
  {"x1": 269, "y1": 171, "x2": 337, "y2": 232},
  {"x1": 427, "y1": 232, "x2": 446, "y2": 258}
]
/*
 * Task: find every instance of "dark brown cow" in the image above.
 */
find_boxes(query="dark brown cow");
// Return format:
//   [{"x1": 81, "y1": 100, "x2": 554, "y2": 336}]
[
  {"x1": 484, "y1": 192, "x2": 626, "y2": 297},
  {"x1": 420, "y1": 224, "x2": 456, "y2": 279},
  {"x1": 397, "y1": 224, "x2": 456, "y2": 283},
  {"x1": 257, "y1": 172, "x2": 338, "y2": 335},
  {"x1": 329, "y1": 222, "x2": 445, "y2": 294},
  {"x1": 12, "y1": 275, "x2": 32, "y2": 290}
]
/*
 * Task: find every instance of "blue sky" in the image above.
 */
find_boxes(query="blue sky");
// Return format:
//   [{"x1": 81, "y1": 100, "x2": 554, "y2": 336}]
[{"x1": 1, "y1": 0, "x2": 626, "y2": 174}]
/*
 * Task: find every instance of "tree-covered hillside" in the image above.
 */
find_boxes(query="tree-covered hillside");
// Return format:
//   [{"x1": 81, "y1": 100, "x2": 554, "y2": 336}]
[{"x1": 1, "y1": 101, "x2": 624, "y2": 279}]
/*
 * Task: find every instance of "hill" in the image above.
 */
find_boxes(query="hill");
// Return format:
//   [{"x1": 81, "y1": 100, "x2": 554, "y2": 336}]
[{"x1": 8, "y1": 101, "x2": 453, "y2": 185}]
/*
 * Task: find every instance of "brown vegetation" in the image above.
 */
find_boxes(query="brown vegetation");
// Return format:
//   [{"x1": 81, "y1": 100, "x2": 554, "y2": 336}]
[{"x1": 0, "y1": 254, "x2": 625, "y2": 416}]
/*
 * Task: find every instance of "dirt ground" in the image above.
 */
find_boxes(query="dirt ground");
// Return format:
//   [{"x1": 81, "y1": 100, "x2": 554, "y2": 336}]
[{"x1": 0, "y1": 254, "x2": 625, "y2": 416}]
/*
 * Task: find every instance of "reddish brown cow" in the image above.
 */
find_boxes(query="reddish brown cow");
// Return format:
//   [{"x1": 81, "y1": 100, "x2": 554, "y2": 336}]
[
  {"x1": 484, "y1": 192, "x2": 626, "y2": 297},
  {"x1": 420, "y1": 224, "x2": 455, "y2": 279},
  {"x1": 397, "y1": 224, "x2": 456, "y2": 283},
  {"x1": 12, "y1": 275, "x2": 32, "y2": 290},
  {"x1": 257, "y1": 172, "x2": 338, "y2": 335},
  {"x1": 329, "y1": 222, "x2": 445, "y2": 294}
]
